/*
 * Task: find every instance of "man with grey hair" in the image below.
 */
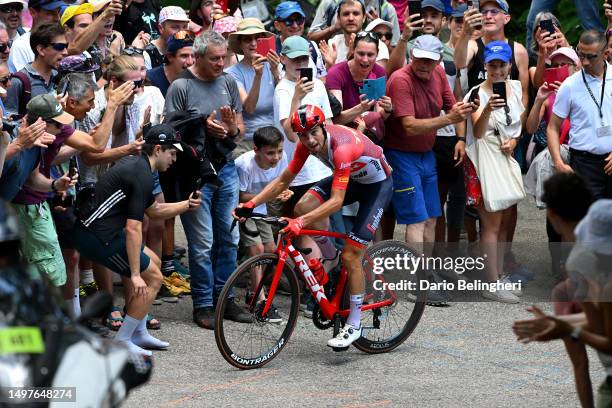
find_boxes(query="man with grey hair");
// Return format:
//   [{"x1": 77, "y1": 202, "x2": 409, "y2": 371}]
[
  {"x1": 0, "y1": 22, "x2": 11, "y2": 61},
  {"x1": 164, "y1": 30, "x2": 248, "y2": 329}
]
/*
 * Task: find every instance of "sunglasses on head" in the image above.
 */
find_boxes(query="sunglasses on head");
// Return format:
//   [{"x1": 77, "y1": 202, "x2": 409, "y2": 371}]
[
  {"x1": 50, "y1": 42, "x2": 68, "y2": 51},
  {"x1": 0, "y1": 4, "x2": 23, "y2": 13},
  {"x1": 279, "y1": 15, "x2": 305, "y2": 26},
  {"x1": 356, "y1": 31, "x2": 379, "y2": 41},
  {"x1": 121, "y1": 47, "x2": 145, "y2": 56},
  {"x1": 173, "y1": 30, "x2": 195, "y2": 41},
  {"x1": 374, "y1": 31, "x2": 393, "y2": 41}
]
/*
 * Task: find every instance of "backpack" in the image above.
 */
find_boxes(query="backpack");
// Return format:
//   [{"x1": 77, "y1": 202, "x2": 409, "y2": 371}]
[
  {"x1": 162, "y1": 111, "x2": 232, "y2": 198},
  {"x1": 11, "y1": 71, "x2": 31, "y2": 119}
]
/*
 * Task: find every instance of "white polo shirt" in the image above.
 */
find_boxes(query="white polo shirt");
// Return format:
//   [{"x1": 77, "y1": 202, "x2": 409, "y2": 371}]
[{"x1": 553, "y1": 62, "x2": 612, "y2": 155}]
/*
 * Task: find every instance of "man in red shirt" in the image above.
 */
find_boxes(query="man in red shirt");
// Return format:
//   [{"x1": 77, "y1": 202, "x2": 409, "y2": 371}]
[{"x1": 385, "y1": 34, "x2": 473, "y2": 305}]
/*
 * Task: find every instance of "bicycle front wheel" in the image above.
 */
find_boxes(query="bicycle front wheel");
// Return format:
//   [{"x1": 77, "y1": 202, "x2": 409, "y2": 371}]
[
  {"x1": 353, "y1": 240, "x2": 427, "y2": 354},
  {"x1": 214, "y1": 253, "x2": 300, "y2": 369}
]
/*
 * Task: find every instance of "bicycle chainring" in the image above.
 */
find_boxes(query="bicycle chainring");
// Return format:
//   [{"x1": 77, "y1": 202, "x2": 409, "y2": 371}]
[{"x1": 311, "y1": 304, "x2": 333, "y2": 330}]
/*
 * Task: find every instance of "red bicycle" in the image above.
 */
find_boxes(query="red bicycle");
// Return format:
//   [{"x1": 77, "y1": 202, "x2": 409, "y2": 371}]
[{"x1": 214, "y1": 213, "x2": 427, "y2": 369}]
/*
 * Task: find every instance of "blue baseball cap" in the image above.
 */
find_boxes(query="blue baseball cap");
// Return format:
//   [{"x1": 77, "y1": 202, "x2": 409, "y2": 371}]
[
  {"x1": 422, "y1": 0, "x2": 445, "y2": 13},
  {"x1": 275, "y1": 1, "x2": 305, "y2": 20},
  {"x1": 480, "y1": 0, "x2": 509, "y2": 13},
  {"x1": 29, "y1": 0, "x2": 67, "y2": 11},
  {"x1": 484, "y1": 41, "x2": 512, "y2": 63},
  {"x1": 451, "y1": 4, "x2": 467, "y2": 18}
]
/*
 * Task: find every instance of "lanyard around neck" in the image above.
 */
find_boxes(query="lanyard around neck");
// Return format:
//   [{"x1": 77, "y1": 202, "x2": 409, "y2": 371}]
[{"x1": 581, "y1": 65, "x2": 607, "y2": 125}]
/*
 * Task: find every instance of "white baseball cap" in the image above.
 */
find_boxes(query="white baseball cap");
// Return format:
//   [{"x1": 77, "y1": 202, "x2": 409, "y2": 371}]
[{"x1": 159, "y1": 6, "x2": 190, "y2": 24}]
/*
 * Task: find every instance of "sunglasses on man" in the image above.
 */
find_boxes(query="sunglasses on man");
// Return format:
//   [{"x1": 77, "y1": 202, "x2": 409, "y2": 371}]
[
  {"x1": 0, "y1": 41, "x2": 11, "y2": 53},
  {"x1": 374, "y1": 32, "x2": 393, "y2": 41},
  {"x1": 50, "y1": 42, "x2": 69, "y2": 51},
  {"x1": 0, "y1": 4, "x2": 23, "y2": 13},
  {"x1": 278, "y1": 16, "x2": 305, "y2": 26}
]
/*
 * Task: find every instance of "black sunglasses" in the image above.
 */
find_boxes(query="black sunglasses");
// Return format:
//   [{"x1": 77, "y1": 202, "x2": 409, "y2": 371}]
[
  {"x1": 0, "y1": 75, "x2": 10, "y2": 84},
  {"x1": 0, "y1": 4, "x2": 23, "y2": 13},
  {"x1": 132, "y1": 79, "x2": 144, "y2": 88},
  {"x1": 50, "y1": 42, "x2": 68, "y2": 51},
  {"x1": 374, "y1": 32, "x2": 393, "y2": 41},
  {"x1": 0, "y1": 41, "x2": 11, "y2": 53},
  {"x1": 279, "y1": 16, "x2": 305, "y2": 26}
]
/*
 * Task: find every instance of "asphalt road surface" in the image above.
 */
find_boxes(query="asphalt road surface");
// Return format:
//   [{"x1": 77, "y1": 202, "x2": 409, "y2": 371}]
[{"x1": 124, "y1": 200, "x2": 605, "y2": 408}]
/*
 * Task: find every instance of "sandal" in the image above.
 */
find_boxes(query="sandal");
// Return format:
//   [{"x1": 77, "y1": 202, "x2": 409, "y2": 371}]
[
  {"x1": 104, "y1": 306, "x2": 124, "y2": 331},
  {"x1": 146, "y1": 313, "x2": 161, "y2": 330}
]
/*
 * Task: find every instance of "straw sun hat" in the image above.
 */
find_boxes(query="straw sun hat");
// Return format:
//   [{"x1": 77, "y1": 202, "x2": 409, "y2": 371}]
[{"x1": 227, "y1": 17, "x2": 273, "y2": 55}]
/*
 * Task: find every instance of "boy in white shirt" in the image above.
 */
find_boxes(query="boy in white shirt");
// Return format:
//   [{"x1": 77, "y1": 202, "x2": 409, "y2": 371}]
[{"x1": 236, "y1": 126, "x2": 292, "y2": 323}]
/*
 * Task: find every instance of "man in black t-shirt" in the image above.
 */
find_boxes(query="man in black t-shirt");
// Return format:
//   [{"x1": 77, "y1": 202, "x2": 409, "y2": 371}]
[
  {"x1": 115, "y1": 0, "x2": 161, "y2": 44},
  {"x1": 74, "y1": 124, "x2": 201, "y2": 357}
]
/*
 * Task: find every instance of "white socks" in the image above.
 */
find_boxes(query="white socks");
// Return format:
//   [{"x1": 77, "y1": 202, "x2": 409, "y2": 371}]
[
  {"x1": 346, "y1": 293, "x2": 364, "y2": 329},
  {"x1": 131, "y1": 317, "x2": 169, "y2": 350},
  {"x1": 79, "y1": 269, "x2": 94, "y2": 285},
  {"x1": 115, "y1": 315, "x2": 153, "y2": 357}
]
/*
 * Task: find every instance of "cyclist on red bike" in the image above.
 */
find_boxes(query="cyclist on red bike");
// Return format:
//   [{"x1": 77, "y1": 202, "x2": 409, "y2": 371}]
[{"x1": 234, "y1": 104, "x2": 393, "y2": 348}]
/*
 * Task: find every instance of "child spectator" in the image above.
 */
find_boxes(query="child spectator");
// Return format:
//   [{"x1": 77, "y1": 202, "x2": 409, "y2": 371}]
[
  {"x1": 236, "y1": 126, "x2": 291, "y2": 257},
  {"x1": 235, "y1": 126, "x2": 291, "y2": 323}
]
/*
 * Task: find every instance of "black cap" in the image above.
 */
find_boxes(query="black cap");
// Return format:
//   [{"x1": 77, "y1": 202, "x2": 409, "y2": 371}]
[{"x1": 144, "y1": 124, "x2": 183, "y2": 151}]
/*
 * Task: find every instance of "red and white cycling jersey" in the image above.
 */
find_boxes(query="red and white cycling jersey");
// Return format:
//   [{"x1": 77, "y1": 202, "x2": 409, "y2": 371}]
[{"x1": 287, "y1": 124, "x2": 391, "y2": 190}]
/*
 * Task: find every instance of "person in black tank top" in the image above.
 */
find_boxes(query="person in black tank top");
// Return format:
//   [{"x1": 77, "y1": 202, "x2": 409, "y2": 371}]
[{"x1": 467, "y1": 38, "x2": 520, "y2": 89}]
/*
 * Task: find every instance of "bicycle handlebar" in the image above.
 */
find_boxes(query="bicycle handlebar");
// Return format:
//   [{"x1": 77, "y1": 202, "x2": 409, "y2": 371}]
[{"x1": 231, "y1": 212, "x2": 288, "y2": 237}]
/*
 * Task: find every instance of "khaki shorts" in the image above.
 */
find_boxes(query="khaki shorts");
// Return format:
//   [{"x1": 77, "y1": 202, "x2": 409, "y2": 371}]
[
  {"x1": 240, "y1": 218, "x2": 274, "y2": 247},
  {"x1": 12, "y1": 202, "x2": 66, "y2": 286}
]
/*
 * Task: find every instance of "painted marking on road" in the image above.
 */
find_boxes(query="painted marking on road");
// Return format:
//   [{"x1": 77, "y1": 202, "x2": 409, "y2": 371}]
[{"x1": 158, "y1": 369, "x2": 279, "y2": 407}]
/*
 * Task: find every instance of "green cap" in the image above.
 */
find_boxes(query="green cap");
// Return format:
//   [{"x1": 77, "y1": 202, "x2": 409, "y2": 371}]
[
  {"x1": 26, "y1": 94, "x2": 74, "y2": 125},
  {"x1": 281, "y1": 36, "x2": 309, "y2": 59}
]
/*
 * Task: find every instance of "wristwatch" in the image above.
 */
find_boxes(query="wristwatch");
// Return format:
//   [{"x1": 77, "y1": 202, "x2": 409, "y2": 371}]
[
  {"x1": 229, "y1": 128, "x2": 241, "y2": 138},
  {"x1": 570, "y1": 326, "x2": 582, "y2": 341},
  {"x1": 51, "y1": 179, "x2": 58, "y2": 193}
]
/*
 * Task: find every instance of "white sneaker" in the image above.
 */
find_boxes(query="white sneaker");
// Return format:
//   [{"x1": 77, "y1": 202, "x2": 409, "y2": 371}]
[
  {"x1": 327, "y1": 324, "x2": 362, "y2": 348},
  {"x1": 482, "y1": 289, "x2": 520, "y2": 304},
  {"x1": 499, "y1": 276, "x2": 523, "y2": 296}
]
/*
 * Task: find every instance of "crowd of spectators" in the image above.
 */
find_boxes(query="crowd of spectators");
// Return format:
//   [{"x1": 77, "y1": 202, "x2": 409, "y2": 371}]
[{"x1": 0, "y1": 0, "x2": 611, "y2": 404}]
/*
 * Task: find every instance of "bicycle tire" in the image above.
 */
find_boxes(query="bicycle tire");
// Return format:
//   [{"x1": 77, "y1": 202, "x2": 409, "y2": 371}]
[
  {"x1": 215, "y1": 253, "x2": 301, "y2": 369},
  {"x1": 353, "y1": 240, "x2": 427, "y2": 354}
]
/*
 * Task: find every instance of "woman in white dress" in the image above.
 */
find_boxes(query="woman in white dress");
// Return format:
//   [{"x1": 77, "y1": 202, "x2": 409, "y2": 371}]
[{"x1": 466, "y1": 41, "x2": 526, "y2": 303}]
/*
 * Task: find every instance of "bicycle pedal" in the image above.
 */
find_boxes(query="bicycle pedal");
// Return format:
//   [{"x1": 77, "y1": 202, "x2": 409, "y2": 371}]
[{"x1": 330, "y1": 346, "x2": 349, "y2": 352}]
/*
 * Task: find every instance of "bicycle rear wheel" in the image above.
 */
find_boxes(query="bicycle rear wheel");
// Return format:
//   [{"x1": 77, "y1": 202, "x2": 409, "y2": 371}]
[
  {"x1": 353, "y1": 240, "x2": 427, "y2": 354},
  {"x1": 214, "y1": 254, "x2": 300, "y2": 369}
]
